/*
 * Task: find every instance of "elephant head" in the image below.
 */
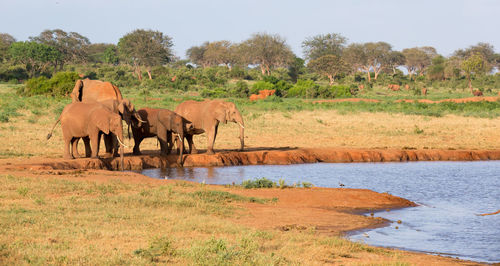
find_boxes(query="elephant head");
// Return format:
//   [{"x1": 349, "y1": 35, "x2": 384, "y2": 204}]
[
  {"x1": 158, "y1": 110, "x2": 194, "y2": 165},
  {"x1": 214, "y1": 102, "x2": 245, "y2": 151},
  {"x1": 93, "y1": 111, "x2": 126, "y2": 170},
  {"x1": 117, "y1": 99, "x2": 145, "y2": 128}
]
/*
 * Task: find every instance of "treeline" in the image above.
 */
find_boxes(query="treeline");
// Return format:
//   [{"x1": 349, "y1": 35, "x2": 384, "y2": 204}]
[{"x1": 0, "y1": 29, "x2": 499, "y2": 98}]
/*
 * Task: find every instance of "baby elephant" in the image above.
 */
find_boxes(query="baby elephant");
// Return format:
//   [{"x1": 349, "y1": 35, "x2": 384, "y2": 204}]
[
  {"x1": 47, "y1": 102, "x2": 126, "y2": 169},
  {"x1": 132, "y1": 108, "x2": 193, "y2": 165}
]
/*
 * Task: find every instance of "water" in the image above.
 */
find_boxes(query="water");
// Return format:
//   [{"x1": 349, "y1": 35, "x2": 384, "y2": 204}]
[{"x1": 138, "y1": 161, "x2": 500, "y2": 263}]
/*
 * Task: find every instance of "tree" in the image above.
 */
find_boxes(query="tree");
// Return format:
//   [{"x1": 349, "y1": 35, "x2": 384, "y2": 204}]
[
  {"x1": 186, "y1": 43, "x2": 209, "y2": 67},
  {"x1": 240, "y1": 33, "x2": 294, "y2": 75},
  {"x1": 103, "y1": 45, "x2": 119, "y2": 65},
  {"x1": 307, "y1": 54, "x2": 348, "y2": 85},
  {"x1": 0, "y1": 33, "x2": 16, "y2": 62},
  {"x1": 288, "y1": 56, "x2": 306, "y2": 83},
  {"x1": 302, "y1": 33, "x2": 347, "y2": 61},
  {"x1": 386, "y1": 51, "x2": 405, "y2": 74},
  {"x1": 204, "y1": 40, "x2": 233, "y2": 67},
  {"x1": 461, "y1": 53, "x2": 486, "y2": 93},
  {"x1": 9, "y1": 41, "x2": 61, "y2": 77},
  {"x1": 343, "y1": 42, "x2": 393, "y2": 81},
  {"x1": 454, "y1": 42, "x2": 496, "y2": 73},
  {"x1": 87, "y1": 43, "x2": 117, "y2": 64},
  {"x1": 427, "y1": 55, "x2": 446, "y2": 81},
  {"x1": 30, "y1": 29, "x2": 90, "y2": 70},
  {"x1": 402, "y1": 46, "x2": 437, "y2": 80},
  {"x1": 118, "y1": 29, "x2": 174, "y2": 80}
]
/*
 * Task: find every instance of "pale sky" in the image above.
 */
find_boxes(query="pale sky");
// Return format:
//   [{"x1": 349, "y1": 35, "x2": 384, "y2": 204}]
[{"x1": 1, "y1": 0, "x2": 499, "y2": 58}]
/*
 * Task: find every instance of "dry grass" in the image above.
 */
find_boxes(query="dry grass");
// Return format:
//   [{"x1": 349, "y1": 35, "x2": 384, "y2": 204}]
[
  {"x1": 0, "y1": 173, "x2": 419, "y2": 265},
  {"x1": 2, "y1": 108, "x2": 500, "y2": 159}
]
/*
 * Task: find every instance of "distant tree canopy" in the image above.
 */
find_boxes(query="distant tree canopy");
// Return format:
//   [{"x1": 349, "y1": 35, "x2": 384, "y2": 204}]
[
  {"x1": 9, "y1": 41, "x2": 62, "y2": 77},
  {"x1": 343, "y1": 42, "x2": 393, "y2": 81},
  {"x1": 30, "y1": 29, "x2": 90, "y2": 69},
  {"x1": 461, "y1": 53, "x2": 487, "y2": 92},
  {"x1": 0, "y1": 33, "x2": 16, "y2": 62},
  {"x1": 187, "y1": 40, "x2": 236, "y2": 68},
  {"x1": 402, "y1": 47, "x2": 437, "y2": 79},
  {"x1": 1, "y1": 28, "x2": 500, "y2": 94},
  {"x1": 308, "y1": 54, "x2": 348, "y2": 85},
  {"x1": 302, "y1": 33, "x2": 347, "y2": 61},
  {"x1": 118, "y1": 29, "x2": 174, "y2": 80},
  {"x1": 240, "y1": 33, "x2": 294, "y2": 75}
]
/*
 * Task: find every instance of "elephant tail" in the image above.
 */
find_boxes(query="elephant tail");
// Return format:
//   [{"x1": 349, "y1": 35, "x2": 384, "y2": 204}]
[{"x1": 46, "y1": 117, "x2": 61, "y2": 140}]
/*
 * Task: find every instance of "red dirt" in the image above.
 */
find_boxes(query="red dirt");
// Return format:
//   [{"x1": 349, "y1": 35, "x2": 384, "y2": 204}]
[
  {"x1": 313, "y1": 96, "x2": 499, "y2": 104},
  {"x1": 3, "y1": 148, "x2": 498, "y2": 171},
  {"x1": 312, "y1": 98, "x2": 380, "y2": 103},
  {"x1": 394, "y1": 96, "x2": 499, "y2": 104}
]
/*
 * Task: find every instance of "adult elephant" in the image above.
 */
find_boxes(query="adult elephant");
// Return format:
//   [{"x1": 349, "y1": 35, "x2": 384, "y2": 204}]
[
  {"x1": 70, "y1": 78, "x2": 143, "y2": 157},
  {"x1": 175, "y1": 99, "x2": 244, "y2": 155},
  {"x1": 131, "y1": 108, "x2": 193, "y2": 165},
  {"x1": 47, "y1": 102, "x2": 126, "y2": 170}
]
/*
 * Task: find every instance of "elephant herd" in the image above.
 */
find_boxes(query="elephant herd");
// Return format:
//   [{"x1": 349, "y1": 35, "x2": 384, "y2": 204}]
[{"x1": 47, "y1": 78, "x2": 245, "y2": 169}]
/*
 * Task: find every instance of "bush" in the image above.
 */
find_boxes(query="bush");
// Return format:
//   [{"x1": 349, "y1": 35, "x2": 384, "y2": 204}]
[
  {"x1": 330, "y1": 85, "x2": 352, "y2": 98},
  {"x1": 23, "y1": 72, "x2": 80, "y2": 96},
  {"x1": 241, "y1": 178, "x2": 276, "y2": 188},
  {"x1": 250, "y1": 81, "x2": 274, "y2": 95},
  {"x1": 229, "y1": 80, "x2": 250, "y2": 98},
  {"x1": 287, "y1": 79, "x2": 318, "y2": 98}
]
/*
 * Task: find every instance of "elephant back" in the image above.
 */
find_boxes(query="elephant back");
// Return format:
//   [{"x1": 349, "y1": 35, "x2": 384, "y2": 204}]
[{"x1": 72, "y1": 79, "x2": 123, "y2": 103}]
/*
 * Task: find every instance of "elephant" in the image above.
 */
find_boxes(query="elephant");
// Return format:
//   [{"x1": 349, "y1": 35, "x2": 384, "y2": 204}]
[
  {"x1": 70, "y1": 78, "x2": 144, "y2": 157},
  {"x1": 131, "y1": 108, "x2": 193, "y2": 165},
  {"x1": 175, "y1": 99, "x2": 244, "y2": 155},
  {"x1": 47, "y1": 102, "x2": 126, "y2": 170}
]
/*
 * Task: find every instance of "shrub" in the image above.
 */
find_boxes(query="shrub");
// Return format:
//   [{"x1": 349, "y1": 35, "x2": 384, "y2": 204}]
[
  {"x1": 330, "y1": 85, "x2": 352, "y2": 98},
  {"x1": 241, "y1": 178, "x2": 276, "y2": 188},
  {"x1": 23, "y1": 72, "x2": 80, "y2": 96},
  {"x1": 250, "y1": 81, "x2": 274, "y2": 95},
  {"x1": 287, "y1": 79, "x2": 318, "y2": 98},
  {"x1": 230, "y1": 80, "x2": 250, "y2": 98}
]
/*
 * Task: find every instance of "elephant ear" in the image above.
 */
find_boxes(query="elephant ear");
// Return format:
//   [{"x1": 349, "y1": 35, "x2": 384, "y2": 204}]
[
  {"x1": 214, "y1": 105, "x2": 228, "y2": 124},
  {"x1": 92, "y1": 110, "x2": 110, "y2": 135},
  {"x1": 70, "y1": 79, "x2": 83, "y2": 102},
  {"x1": 117, "y1": 100, "x2": 126, "y2": 115}
]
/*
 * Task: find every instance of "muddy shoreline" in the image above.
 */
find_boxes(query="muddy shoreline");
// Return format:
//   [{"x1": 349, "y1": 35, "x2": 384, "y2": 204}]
[{"x1": 4, "y1": 147, "x2": 500, "y2": 171}]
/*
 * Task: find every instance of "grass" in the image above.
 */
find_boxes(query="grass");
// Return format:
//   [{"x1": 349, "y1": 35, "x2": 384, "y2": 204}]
[
  {"x1": 1, "y1": 83, "x2": 500, "y2": 158},
  {"x1": 0, "y1": 173, "x2": 414, "y2": 265}
]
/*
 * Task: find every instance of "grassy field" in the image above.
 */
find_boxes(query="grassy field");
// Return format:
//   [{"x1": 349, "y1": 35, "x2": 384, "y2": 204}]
[
  {"x1": 0, "y1": 83, "x2": 493, "y2": 264},
  {"x1": 1, "y1": 83, "x2": 499, "y2": 159},
  {"x1": 0, "y1": 172, "x2": 417, "y2": 265}
]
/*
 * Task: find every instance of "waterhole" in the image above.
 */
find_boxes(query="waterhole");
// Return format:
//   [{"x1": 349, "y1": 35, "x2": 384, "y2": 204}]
[{"x1": 137, "y1": 161, "x2": 500, "y2": 263}]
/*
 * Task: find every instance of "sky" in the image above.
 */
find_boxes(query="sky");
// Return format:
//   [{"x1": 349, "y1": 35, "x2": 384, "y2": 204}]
[{"x1": 1, "y1": 0, "x2": 499, "y2": 59}]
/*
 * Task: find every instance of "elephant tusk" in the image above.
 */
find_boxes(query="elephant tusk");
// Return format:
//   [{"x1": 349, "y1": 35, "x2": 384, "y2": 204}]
[
  {"x1": 117, "y1": 137, "x2": 129, "y2": 148},
  {"x1": 237, "y1": 122, "x2": 245, "y2": 129}
]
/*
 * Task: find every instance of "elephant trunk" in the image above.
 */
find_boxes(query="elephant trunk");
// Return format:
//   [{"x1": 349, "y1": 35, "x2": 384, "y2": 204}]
[
  {"x1": 236, "y1": 119, "x2": 244, "y2": 151},
  {"x1": 178, "y1": 133, "x2": 184, "y2": 166},
  {"x1": 116, "y1": 133, "x2": 127, "y2": 171}
]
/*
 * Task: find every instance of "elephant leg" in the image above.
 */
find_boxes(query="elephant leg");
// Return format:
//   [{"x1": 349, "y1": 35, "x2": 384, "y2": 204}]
[
  {"x1": 157, "y1": 130, "x2": 168, "y2": 156},
  {"x1": 186, "y1": 134, "x2": 196, "y2": 154},
  {"x1": 82, "y1": 137, "x2": 91, "y2": 157},
  {"x1": 90, "y1": 133, "x2": 100, "y2": 158},
  {"x1": 206, "y1": 125, "x2": 218, "y2": 155},
  {"x1": 111, "y1": 134, "x2": 119, "y2": 157},
  {"x1": 133, "y1": 135, "x2": 144, "y2": 155},
  {"x1": 64, "y1": 136, "x2": 74, "y2": 159},
  {"x1": 166, "y1": 131, "x2": 173, "y2": 155},
  {"x1": 103, "y1": 134, "x2": 113, "y2": 156},
  {"x1": 72, "y1": 138, "x2": 82, "y2": 158}
]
